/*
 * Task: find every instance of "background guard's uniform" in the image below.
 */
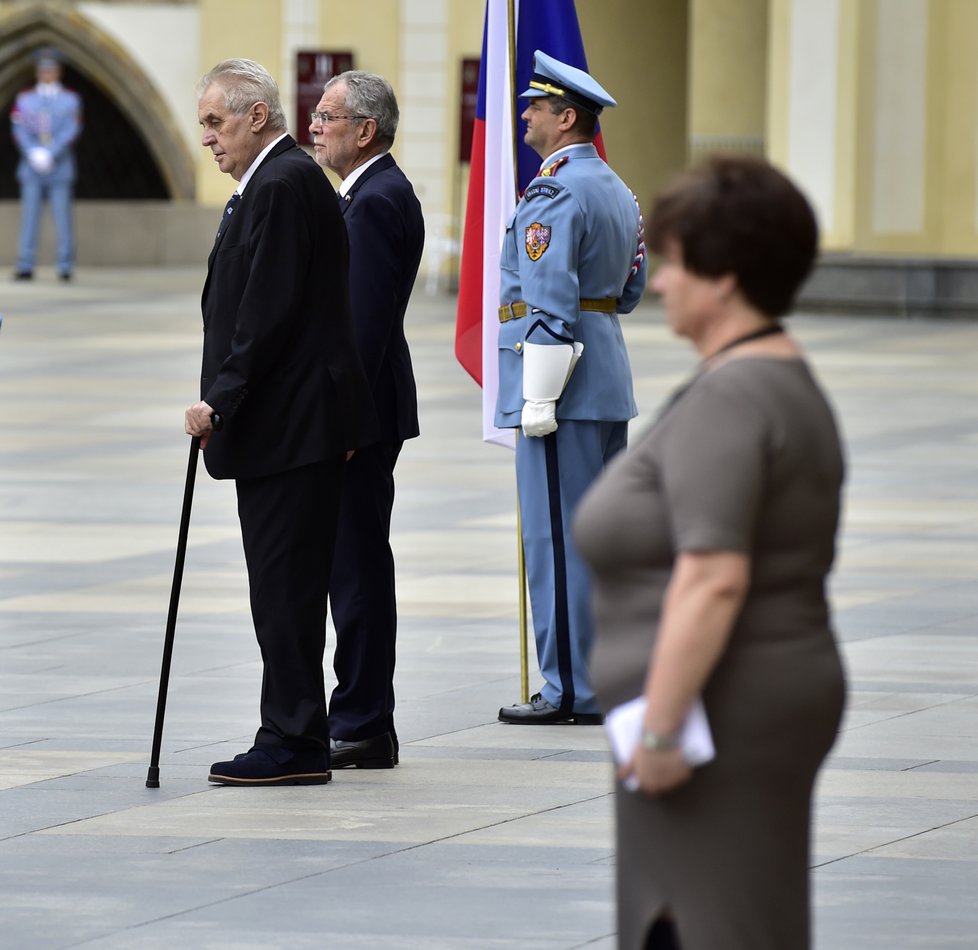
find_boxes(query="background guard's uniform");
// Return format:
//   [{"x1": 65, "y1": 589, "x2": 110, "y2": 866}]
[
  {"x1": 11, "y1": 82, "x2": 82, "y2": 277},
  {"x1": 496, "y1": 141, "x2": 647, "y2": 716}
]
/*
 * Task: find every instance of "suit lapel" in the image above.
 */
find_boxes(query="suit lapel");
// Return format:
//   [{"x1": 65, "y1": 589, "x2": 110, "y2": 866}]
[
  {"x1": 340, "y1": 153, "x2": 395, "y2": 214},
  {"x1": 203, "y1": 136, "x2": 298, "y2": 302}
]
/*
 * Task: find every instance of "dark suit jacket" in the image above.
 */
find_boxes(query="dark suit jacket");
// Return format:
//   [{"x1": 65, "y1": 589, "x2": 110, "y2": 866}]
[
  {"x1": 341, "y1": 153, "x2": 424, "y2": 444},
  {"x1": 200, "y1": 136, "x2": 376, "y2": 480}
]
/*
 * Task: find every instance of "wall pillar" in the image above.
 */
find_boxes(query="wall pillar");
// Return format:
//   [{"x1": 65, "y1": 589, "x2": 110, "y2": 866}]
[
  {"x1": 770, "y1": 0, "x2": 978, "y2": 257},
  {"x1": 688, "y1": 0, "x2": 768, "y2": 161}
]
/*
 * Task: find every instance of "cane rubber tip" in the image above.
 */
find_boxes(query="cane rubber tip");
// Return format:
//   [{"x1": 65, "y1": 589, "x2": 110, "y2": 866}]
[{"x1": 146, "y1": 766, "x2": 160, "y2": 788}]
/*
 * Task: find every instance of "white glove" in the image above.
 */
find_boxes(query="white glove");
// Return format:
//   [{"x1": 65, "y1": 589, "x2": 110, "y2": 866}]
[
  {"x1": 28, "y1": 147, "x2": 53, "y2": 174},
  {"x1": 522, "y1": 399, "x2": 558, "y2": 437}
]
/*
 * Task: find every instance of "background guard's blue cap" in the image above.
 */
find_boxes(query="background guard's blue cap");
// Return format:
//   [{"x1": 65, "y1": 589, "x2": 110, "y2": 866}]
[
  {"x1": 519, "y1": 50, "x2": 616, "y2": 115},
  {"x1": 34, "y1": 47, "x2": 63, "y2": 68}
]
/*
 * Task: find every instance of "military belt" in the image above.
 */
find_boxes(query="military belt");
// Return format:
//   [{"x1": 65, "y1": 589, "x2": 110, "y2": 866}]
[{"x1": 498, "y1": 298, "x2": 617, "y2": 323}]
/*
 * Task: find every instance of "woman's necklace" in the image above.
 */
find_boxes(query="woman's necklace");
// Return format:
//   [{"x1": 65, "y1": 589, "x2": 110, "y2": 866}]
[{"x1": 707, "y1": 322, "x2": 784, "y2": 360}]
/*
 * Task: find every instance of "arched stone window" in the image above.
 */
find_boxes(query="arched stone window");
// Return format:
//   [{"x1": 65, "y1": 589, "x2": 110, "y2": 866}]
[{"x1": 0, "y1": 4, "x2": 194, "y2": 201}]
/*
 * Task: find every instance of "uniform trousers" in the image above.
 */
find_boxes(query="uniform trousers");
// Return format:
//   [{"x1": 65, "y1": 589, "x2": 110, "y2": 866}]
[
  {"x1": 236, "y1": 457, "x2": 345, "y2": 753},
  {"x1": 17, "y1": 175, "x2": 74, "y2": 275},
  {"x1": 328, "y1": 440, "x2": 402, "y2": 741},
  {"x1": 516, "y1": 419, "x2": 628, "y2": 714}
]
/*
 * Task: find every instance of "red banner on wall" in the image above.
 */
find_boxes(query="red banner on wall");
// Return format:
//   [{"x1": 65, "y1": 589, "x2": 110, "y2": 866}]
[
  {"x1": 459, "y1": 57, "x2": 480, "y2": 164},
  {"x1": 295, "y1": 50, "x2": 355, "y2": 146}
]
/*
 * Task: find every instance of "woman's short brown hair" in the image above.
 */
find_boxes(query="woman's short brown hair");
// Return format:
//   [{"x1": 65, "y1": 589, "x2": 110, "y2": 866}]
[{"x1": 647, "y1": 155, "x2": 819, "y2": 318}]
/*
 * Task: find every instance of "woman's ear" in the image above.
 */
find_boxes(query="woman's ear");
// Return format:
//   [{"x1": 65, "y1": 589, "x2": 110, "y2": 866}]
[{"x1": 714, "y1": 272, "x2": 738, "y2": 302}]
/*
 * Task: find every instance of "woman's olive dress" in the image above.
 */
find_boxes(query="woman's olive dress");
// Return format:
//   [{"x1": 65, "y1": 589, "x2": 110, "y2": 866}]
[{"x1": 574, "y1": 356, "x2": 847, "y2": 950}]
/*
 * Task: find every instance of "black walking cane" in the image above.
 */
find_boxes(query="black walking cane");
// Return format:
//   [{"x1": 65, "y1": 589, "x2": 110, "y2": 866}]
[{"x1": 146, "y1": 413, "x2": 222, "y2": 788}]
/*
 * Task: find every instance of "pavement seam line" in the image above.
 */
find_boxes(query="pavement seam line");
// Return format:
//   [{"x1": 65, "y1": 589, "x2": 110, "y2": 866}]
[
  {"x1": 812, "y1": 810, "x2": 978, "y2": 868},
  {"x1": 61, "y1": 790, "x2": 615, "y2": 946}
]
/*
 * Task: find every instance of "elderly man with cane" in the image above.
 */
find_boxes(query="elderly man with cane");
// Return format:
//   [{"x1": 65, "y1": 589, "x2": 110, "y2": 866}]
[{"x1": 183, "y1": 59, "x2": 375, "y2": 787}]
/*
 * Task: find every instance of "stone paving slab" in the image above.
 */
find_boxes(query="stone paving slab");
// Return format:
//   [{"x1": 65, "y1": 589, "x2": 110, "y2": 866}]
[{"x1": 2, "y1": 267, "x2": 978, "y2": 948}]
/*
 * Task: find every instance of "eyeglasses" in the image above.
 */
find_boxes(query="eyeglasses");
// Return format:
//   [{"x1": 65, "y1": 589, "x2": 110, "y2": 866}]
[{"x1": 309, "y1": 111, "x2": 368, "y2": 125}]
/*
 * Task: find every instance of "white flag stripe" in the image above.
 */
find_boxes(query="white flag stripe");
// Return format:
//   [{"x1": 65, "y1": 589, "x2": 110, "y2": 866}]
[{"x1": 479, "y1": 0, "x2": 518, "y2": 448}]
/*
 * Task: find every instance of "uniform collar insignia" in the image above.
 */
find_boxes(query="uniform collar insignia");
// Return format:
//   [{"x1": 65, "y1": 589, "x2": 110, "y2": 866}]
[{"x1": 539, "y1": 155, "x2": 569, "y2": 178}]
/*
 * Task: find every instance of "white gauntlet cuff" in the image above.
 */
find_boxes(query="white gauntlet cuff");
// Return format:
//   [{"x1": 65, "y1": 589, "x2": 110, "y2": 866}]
[{"x1": 522, "y1": 341, "x2": 582, "y2": 401}]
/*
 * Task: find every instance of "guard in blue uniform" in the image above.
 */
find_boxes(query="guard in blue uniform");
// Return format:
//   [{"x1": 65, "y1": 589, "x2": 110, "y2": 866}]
[
  {"x1": 10, "y1": 48, "x2": 82, "y2": 281},
  {"x1": 497, "y1": 51, "x2": 647, "y2": 724}
]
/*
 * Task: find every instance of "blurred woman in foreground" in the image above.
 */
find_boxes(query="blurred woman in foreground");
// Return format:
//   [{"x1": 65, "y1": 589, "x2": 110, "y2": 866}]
[{"x1": 573, "y1": 155, "x2": 847, "y2": 950}]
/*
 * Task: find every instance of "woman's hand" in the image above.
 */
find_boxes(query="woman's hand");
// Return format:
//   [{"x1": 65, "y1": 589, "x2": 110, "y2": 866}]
[{"x1": 621, "y1": 745, "x2": 692, "y2": 797}]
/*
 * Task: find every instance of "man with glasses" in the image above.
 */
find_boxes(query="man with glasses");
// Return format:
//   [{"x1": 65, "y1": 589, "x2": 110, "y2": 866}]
[
  {"x1": 185, "y1": 59, "x2": 376, "y2": 786},
  {"x1": 310, "y1": 71, "x2": 424, "y2": 770}
]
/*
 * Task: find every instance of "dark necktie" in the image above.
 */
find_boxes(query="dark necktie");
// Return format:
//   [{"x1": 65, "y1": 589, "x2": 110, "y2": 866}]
[{"x1": 215, "y1": 192, "x2": 241, "y2": 240}]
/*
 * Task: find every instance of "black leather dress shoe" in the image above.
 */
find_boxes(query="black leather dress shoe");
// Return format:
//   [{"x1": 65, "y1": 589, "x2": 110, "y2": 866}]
[
  {"x1": 208, "y1": 744, "x2": 331, "y2": 786},
  {"x1": 13, "y1": 270, "x2": 32, "y2": 281},
  {"x1": 330, "y1": 733, "x2": 396, "y2": 769},
  {"x1": 498, "y1": 693, "x2": 603, "y2": 725}
]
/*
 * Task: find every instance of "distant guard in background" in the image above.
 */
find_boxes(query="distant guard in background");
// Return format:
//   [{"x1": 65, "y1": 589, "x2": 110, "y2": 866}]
[{"x1": 10, "y1": 47, "x2": 83, "y2": 282}]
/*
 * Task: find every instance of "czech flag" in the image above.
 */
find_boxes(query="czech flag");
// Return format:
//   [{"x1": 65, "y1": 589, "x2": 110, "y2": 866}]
[{"x1": 454, "y1": 0, "x2": 605, "y2": 446}]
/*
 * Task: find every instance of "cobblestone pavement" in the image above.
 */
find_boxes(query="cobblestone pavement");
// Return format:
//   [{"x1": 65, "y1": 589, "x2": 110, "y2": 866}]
[{"x1": 2, "y1": 267, "x2": 977, "y2": 948}]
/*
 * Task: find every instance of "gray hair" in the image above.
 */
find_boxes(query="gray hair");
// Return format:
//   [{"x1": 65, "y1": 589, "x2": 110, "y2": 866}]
[
  {"x1": 324, "y1": 70, "x2": 399, "y2": 146},
  {"x1": 197, "y1": 59, "x2": 287, "y2": 132}
]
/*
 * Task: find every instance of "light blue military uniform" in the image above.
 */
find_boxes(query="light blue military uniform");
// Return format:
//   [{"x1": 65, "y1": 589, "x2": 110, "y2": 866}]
[
  {"x1": 11, "y1": 50, "x2": 82, "y2": 278},
  {"x1": 496, "y1": 53, "x2": 647, "y2": 719}
]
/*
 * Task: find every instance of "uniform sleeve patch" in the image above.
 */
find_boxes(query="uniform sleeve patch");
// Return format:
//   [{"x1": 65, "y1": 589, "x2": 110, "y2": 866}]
[
  {"x1": 524, "y1": 182, "x2": 561, "y2": 201},
  {"x1": 525, "y1": 222, "x2": 552, "y2": 261}
]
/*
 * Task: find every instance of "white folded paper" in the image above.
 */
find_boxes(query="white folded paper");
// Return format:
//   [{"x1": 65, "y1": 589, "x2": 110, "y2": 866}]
[{"x1": 604, "y1": 695, "x2": 715, "y2": 791}]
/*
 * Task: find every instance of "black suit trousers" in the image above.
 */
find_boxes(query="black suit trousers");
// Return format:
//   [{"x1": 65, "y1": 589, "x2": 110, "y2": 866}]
[
  {"x1": 328, "y1": 440, "x2": 402, "y2": 740},
  {"x1": 236, "y1": 457, "x2": 345, "y2": 752}
]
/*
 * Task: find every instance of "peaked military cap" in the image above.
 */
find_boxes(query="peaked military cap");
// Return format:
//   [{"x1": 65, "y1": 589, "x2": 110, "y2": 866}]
[
  {"x1": 34, "y1": 47, "x2": 63, "y2": 68},
  {"x1": 520, "y1": 50, "x2": 616, "y2": 115}
]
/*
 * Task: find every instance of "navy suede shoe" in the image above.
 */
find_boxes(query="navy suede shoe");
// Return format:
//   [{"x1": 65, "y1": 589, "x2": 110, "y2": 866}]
[{"x1": 208, "y1": 744, "x2": 331, "y2": 786}]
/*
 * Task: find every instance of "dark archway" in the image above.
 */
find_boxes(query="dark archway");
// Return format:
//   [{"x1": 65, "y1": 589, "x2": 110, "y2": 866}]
[
  {"x1": 0, "y1": 63, "x2": 169, "y2": 200},
  {"x1": 0, "y1": 4, "x2": 195, "y2": 201}
]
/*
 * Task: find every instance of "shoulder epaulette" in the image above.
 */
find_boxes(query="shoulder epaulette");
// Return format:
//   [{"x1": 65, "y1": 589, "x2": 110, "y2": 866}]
[{"x1": 539, "y1": 155, "x2": 569, "y2": 178}]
